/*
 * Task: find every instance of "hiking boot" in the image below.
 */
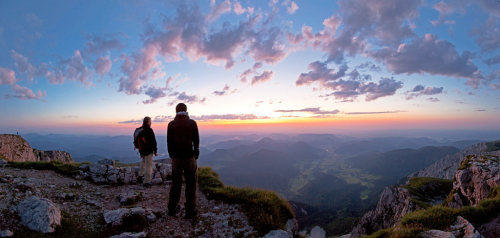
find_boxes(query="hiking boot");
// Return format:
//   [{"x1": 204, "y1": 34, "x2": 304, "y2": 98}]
[
  {"x1": 142, "y1": 183, "x2": 152, "y2": 188},
  {"x1": 168, "y1": 205, "x2": 180, "y2": 216},
  {"x1": 184, "y1": 208, "x2": 198, "y2": 219}
]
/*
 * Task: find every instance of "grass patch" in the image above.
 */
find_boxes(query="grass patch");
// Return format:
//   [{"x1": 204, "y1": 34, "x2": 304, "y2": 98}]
[
  {"x1": 198, "y1": 166, "x2": 295, "y2": 236},
  {"x1": 401, "y1": 198, "x2": 500, "y2": 230},
  {"x1": 458, "y1": 155, "x2": 475, "y2": 170},
  {"x1": 484, "y1": 140, "x2": 500, "y2": 152},
  {"x1": 487, "y1": 186, "x2": 500, "y2": 199},
  {"x1": 401, "y1": 177, "x2": 453, "y2": 205},
  {"x1": 6, "y1": 161, "x2": 82, "y2": 176}
]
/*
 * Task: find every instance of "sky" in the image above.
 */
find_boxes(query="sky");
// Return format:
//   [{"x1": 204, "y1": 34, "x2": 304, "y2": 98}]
[{"x1": 0, "y1": 0, "x2": 499, "y2": 136}]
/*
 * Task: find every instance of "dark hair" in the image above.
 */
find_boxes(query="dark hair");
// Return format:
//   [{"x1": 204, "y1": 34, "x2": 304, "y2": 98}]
[
  {"x1": 142, "y1": 116, "x2": 151, "y2": 127},
  {"x1": 176, "y1": 103, "x2": 187, "y2": 112}
]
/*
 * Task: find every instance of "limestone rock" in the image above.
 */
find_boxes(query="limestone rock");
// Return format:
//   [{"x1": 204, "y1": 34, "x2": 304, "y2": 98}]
[
  {"x1": 447, "y1": 155, "x2": 500, "y2": 208},
  {"x1": 78, "y1": 164, "x2": 90, "y2": 172},
  {"x1": 33, "y1": 149, "x2": 74, "y2": 163},
  {"x1": 285, "y1": 219, "x2": 299, "y2": 237},
  {"x1": 308, "y1": 226, "x2": 326, "y2": 238},
  {"x1": 351, "y1": 186, "x2": 424, "y2": 237},
  {"x1": 16, "y1": 196, "x2": 61, "y2": 233},
  {"x1": 104, "y1": 207, "x2": 156, "y2": 227},
  {"x1": 408, "y1": 143, "x2": 500, "y2": 180},
  {"x1": 89, "y1": 163, "x2": 108, "y2": 183},
  {"x1": 118, "y1": 192, "x2": 140, "y2": 205},
  {"x1": 0, "y1": 134, "x2": 37, "y2": 162},
  {"x1": 0, "y1": 230, "x2": 13, "y2": 237},
  {"x1": 422, "y1": 216, "x2": 483, "y2": 238},
  {"x1": 109, "y1": 232, "x2": 146, "y2": 238},
  {"x1": 421, "y1": 230, "x2": 455, "y2": 238},
  {"x1": 151, "y1": 178, "x2": 163, "y2": 185},
  {"x1": 263, "y1": 230, "x2": 291, "y2": 238},
  {"x1": 1, "y1": 175, "x2": 13, "y2": 183},
  {"x1": 98, "y1": 158, "x2": 115, "y2": 166},
  {"x1": 83, "y1": 199, "x2": 101, "y2": 208},
  {"x1": 0, "y1": 158, "x2": 7, "y2": 164}
]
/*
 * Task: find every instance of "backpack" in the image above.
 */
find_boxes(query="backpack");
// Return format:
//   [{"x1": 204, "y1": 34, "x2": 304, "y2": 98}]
[{"x1": 133, "y1": 128, "x2": 149, "y2": 152}]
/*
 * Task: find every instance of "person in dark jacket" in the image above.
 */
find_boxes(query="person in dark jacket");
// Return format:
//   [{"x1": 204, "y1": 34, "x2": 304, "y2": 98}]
[
  {"x1": 167, "y1": 103, "x2": 200, "y2": 218},
  {"x1": 139, "y1": 116, "x2": 158, "y2": 188}
]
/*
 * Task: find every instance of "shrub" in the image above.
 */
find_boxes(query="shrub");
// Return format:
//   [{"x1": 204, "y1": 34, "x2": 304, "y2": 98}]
[
  {"x1": 400, "y1": 206, "x2": 458, "y2": 230},
  {"x1": 198, "y1": 166, "x2": 295, "y2": 236}
]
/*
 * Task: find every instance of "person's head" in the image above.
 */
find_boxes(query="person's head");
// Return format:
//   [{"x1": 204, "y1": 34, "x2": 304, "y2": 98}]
[
  {"x1": 176, "y1": 103, "x2": 187, "y2": 113},
  {"x1": 143, "y1": 116, "x2": 151, "y2": 127}
]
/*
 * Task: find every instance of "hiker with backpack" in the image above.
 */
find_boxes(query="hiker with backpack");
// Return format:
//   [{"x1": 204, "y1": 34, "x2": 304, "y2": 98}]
[
  {"x1": 134, "y1": 116, "x2": 158, "y2": 188},
  {"x1": 167, "y1": 103, "x2": 200, "y2": 219}
]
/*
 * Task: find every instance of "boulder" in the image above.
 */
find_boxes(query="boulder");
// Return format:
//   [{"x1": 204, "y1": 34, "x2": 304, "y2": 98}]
[
  {"x1": 421, "y1": 216, "x2": 483, "y2": 238},
  {"x1": 98, "y1": 158, "x2": 115, "y2": 166},
  {"x1": 0, "y1": 134, "x2": 37, "y2": 162},
  {"x1": 151, "y1": 178, "x2": 163, "y2": 185},
  {"x1": 478, "y1": 214, "x2": 500, "y2": 238},
  {"x1": 447, "y1": 155, "x2": 500, "y2": 208},
  {"x1": 103, "y1": 208, "x2": 156, "y2": 227},
  {"x1": 123, "y1": 167, "x2": 137, "y2": 184},
  {"x1": 309, "y1": 226, "x2": 326, "y2": 238},
  {"x1": 78, "y1": 164, "x2": 90, "y2": 172},
  {"x1": 118, "y1": 192, "x2": 141, "y2": 205},
  {"x1": 0, "y1": 230, "x2": 13, "y2": 237},
  {"x1": 83, "y1": 199, "x2": 101, "y2": 208},
  {"x1": 33, "y1": 149, "x2": 73, "y2": 163},
  {"x1": 89, "y1": 163, "x2": 108, "y2": 183},
  {"x1": 0, "y1": 158, "x2": 7, "y2": 164},
  {"x1": 263, "y1": 230, "x2": 291, "y2": 238},
  {"x1": 16, "y1": 196, "x2": 61, "y2": 233},
  {"x1": 109, "y1": 232, "x2": 147, "y2": 238}
]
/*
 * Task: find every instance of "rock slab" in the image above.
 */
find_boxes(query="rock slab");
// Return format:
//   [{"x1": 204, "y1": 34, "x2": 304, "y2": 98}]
[
  {"x1": 0, "y1": 134, "x2": 37, "y2": 162},
  {"x1": 16, "y1": 196, "x2": 61, "y2": 233}
]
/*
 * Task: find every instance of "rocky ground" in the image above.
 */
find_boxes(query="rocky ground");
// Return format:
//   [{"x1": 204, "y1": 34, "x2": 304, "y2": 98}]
[{"x1": 0, "y1": 167, "x2": 258, "y2": 237}]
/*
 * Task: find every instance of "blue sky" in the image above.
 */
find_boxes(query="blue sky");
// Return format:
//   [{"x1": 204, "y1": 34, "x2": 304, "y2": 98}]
[{"x1": 0, "y1": 0, "x2": 499, "y2": 135}]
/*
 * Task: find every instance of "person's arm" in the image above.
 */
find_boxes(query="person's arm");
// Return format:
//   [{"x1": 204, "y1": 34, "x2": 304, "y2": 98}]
[
  {"x1": 167, "y1": 123, "x2": 172, "y2": 158},
  {"x1": 150, "y1": 128, "x2": 158, "y2": 155},
  {"x1": 192, "y1": 120, "x2": 200, "y2": 159}
]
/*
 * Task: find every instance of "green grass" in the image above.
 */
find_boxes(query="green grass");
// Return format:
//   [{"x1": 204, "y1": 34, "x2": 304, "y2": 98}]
[
  {"x1": 458, "y1": 155, "x2": 475, "y2": 170},
  {"x1": 6, "y1": 161, "x2": 82, "y2": 176},
  {"x1": 198, "y1": 166, "x2": 295, "y2": 236},
  {"x1": 487, "y1": 186, "x2": 500, "y2": 199},
  {"x1": 401, "y1": 177, "x2": 453, "y2": 205},
  {"x1": 484, "y1": 140, "x2": 500, "y2": 152},
  {"x1": 401, "y1": 198, "x2": 500, "y2": 230}
]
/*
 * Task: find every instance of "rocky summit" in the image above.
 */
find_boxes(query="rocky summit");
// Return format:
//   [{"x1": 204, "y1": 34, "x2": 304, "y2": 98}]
[
  {"x1": 0, "y1": 134, "x2": 74, "y2": 163},
  {"x1": 447, "y1": 155, "x2": 500, "y2": 208}
]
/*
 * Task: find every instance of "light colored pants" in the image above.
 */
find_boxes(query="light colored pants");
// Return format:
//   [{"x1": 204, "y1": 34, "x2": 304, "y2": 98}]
[{"x1": 140, "y1": 153, "x2": 154, "y2": 184}]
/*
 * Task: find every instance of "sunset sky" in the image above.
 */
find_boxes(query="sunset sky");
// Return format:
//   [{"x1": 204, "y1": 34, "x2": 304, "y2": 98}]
[{"x1": 0, "y1": 0, "x2": 499, "y2": 135}]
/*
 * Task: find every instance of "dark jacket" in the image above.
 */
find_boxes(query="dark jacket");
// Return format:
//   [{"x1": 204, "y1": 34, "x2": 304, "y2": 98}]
[
  {"x1": 167, "y1": 115, "x2": 200, "y2": 159},
  {"x1": 139, "y1": 125, "x2": 158, "y2": 156}
]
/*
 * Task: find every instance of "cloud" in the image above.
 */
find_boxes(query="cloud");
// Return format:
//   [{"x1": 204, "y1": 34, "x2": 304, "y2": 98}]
[
  {"x1": 233, "y1": 1, "x2": 253, "y2": 15},
  {"x1": 484, "y1": 55, "x2": 500, "y2": 66},
  {"x1": 405, "y1": 85, "x2": 444, "y2": 100},
  {"x1": 167, "y1": 91, "x2": 206, "y2": 106},
  {"x1": 251, "y1": 70, "x2": 274, "y2": 85},
  {"x1": 355, "y1": 62, "x2": 382, "y2": 73},
  {"x1": 142, "y1": 76, "x2": 177, "y2": 104},
  {"x1": 94, "y1": 56, "x2": 112, "y2": 77},
  {"x1": 7, "y1": 84, "x2": 46, "y2": 101},
  {"x1": 213, "y1": 84, "x2": 237, "y2": 96},
  {"x1": 11, "y1": 50, "x2": 48, "y2": 82},
  {"x1": 239, "y1": 62, "x2": 263, "y2": 82},
  {"x1": 345, "y1": 110, "x2": 406, "y2": 115},
  {"x1": 25, "y1": 13, "x2": 43, "y2": 26},
  {"x1": 62, "y1": 116, "x2": 79, "y2": 118},
  {"x1": 285, "y1": 1, "x2": 299, "y2": 14},
  {"x1": 470, "y1": 18, "x2": 500, "y2": 52},
  {"x1": 475, "y1": 109, "x2": 486, "y2": 112},
  {"x1": 191, "y1": 114, "x2": 270, "y2": 121},
  {"x1": 118, "y1": 119, "x2": 143, "y2": 124},
  {"x1": 427, "y1": 97, "x2": 440, "y2": 102},
  {"x1": 274, "y1": 107, "x2": 340, "y2": 115},
  {"x1": 370, "y1": 34, "x2": 486, "y2": 89},
  {"x1": 296, "y1": 61, "x2": 403, "y2": 101},
  {"x1": 0, "y1": 67, "x2": 18, "y2": 85},
  {"x1": 82, "y1": 34, "x2": 125, "y2": 59}
]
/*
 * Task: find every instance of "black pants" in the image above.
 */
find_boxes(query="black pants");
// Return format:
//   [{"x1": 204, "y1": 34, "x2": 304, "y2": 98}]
[{"x1": 168, "y1": 157, "x2": 198, "y2": 212}]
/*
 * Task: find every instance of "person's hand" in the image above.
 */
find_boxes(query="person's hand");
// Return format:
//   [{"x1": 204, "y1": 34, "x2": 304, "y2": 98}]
[{"x1": 155, "y1": 152, "x2": 158, "y2": 156}]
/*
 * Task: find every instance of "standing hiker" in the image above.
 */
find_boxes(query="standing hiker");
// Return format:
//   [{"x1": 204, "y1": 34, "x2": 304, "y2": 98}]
[
  {"x1": 167, "y1": 103, "x2": 200, "y2": 218},
  {"x1": 134, "y1": 116, "x2": 158, "y2": 188}
]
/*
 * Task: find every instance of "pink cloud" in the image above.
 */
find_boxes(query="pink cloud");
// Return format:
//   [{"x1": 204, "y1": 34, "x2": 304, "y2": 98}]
[
  {"x1": 251, "y1": 70, "x2": 274, "y2": 85},
  {"x1": 0, "y1": 67, "x2": 18, "y2": 85},
  {"x1": 8, "y1": 84, "x2": 46, "y2": 101}
]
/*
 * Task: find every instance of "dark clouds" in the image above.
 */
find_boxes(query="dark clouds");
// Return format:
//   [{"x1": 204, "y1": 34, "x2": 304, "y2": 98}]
[
  {"x1": 483, "y1": 55, "x2": 500, "y2": 66},
  {"x1": 167, "y1": 91, "x2": 206, "y2": 106},
  {"x1": 405, "y1": 85, "x2": 444, "y2": 100},
  {"x1": 370, "y1": 34, "x2": 485, "y2": 89},
  {"x1": 275, "y1": 107, "x2": 340, "y2": 115},
  {"x1": 470, "y1": 18, "x2": 500, "y2": 52},
  {"x1": 251, "y1": 70, "x2": 273, "y2": 85},
  {"x1": 345, "y1": 110, "x2": 406, "y2": 115},
  {"x1": 213, "y1": 84, "x2": 237, "y2": 96},
  {"x1": 296, "y1": 61, "x2": 403, "y2": 101}
]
